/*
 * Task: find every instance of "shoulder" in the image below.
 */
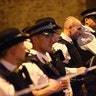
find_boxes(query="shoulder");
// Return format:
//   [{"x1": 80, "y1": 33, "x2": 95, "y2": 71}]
[
  {"x1": 21, "y1": 62, "x2": 39, "y2": 70},
  {"x1": 0, "y1": 76, "x2": 15, "y2": 96},
  {"x1": 24, "y1": 52, "x2": 39, "y2": 63},
  {"x1": 53, "y1": 42, "x2": 67, "y2": 51},
  {"x1": 77, "y1": 32, "x2": 95, "y2": 46}
]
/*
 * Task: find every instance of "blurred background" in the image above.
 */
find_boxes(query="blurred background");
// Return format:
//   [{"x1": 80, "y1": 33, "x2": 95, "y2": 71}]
[{"x1": 0, "y1": 0, "x2": 96, "y2": 31}]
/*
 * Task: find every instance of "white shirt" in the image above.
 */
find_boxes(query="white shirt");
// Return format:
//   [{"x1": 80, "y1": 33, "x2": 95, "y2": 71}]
[
  {"x1": 29, "y1": 49, "x2": 52, "y2": 63},
  {"x1": 21, "y1": 62, "x2": 49, "y2": 89},
  {"x1": 20, "y1": 49, "x2": 50, "y2": 90},
  {"x1": 24, "y1": 39, "x2": 33, "y2": 51},
  {"x1": 53, "y1": 33, "x2": 77, "y2": 74},
  {"x1": 83, "y1": 25, "x2": 95, "y2": 33},
  {"x1": 22, "y1": 49, "x2": 72, "y2": 96},
  {"x1": 77, "y1": 26, "x2": 96, "y2": 54},
  {"x1": 53, "y1": 33, "x2": 71, "y2": 64},
  {"x1": 0, "y1": 59, "x2": 17, "y2": 96}
]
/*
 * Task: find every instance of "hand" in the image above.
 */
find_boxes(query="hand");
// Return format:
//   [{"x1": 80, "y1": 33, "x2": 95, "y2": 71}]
[
  {"x1": 48, "y1": 80, "x2": 68, "y2": 93},
  {"x1": 61, "y1": 79, "x2": 69, "y2": 90}
]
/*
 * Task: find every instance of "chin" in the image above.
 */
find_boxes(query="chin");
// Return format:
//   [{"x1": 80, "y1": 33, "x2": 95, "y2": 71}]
[
  {"x1": 18, "y1": 58, "x2": 25, "y2": 64},
  {"x1": 48, "y1": 50, "x2": 53, "y2": 53}
]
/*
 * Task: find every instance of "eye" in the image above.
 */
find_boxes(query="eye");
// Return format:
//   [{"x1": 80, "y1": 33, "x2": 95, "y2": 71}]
[
  {"x1": 77, "y1": 27, "x2": 82, "y2": 31},
  {"x1": 46, "y1": 34, "x2": 54, "y2": 37}
]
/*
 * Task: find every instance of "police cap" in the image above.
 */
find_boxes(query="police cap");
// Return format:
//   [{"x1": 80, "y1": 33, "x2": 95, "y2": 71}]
[{"x1": 81, "y1": 8, "x2": 96, "y2": 17}]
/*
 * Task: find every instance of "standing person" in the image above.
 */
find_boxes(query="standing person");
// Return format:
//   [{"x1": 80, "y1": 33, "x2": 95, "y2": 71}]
[
  {"x1": 23, "y1": 17, "x2": 73, "y2": 96},
  {"x1": 53, "y1": 16, "x2": 86, "y2": 96}
]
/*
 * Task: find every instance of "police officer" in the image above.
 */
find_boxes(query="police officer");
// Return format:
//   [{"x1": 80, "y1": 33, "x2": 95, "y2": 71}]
[
  {"x1": 80, "y1": 8, "x2": 96, "y2": 96},
  {"x1": 53, "y1": 16, "x2": 86, "y2": 96},
  {"x1": 23, "y1": 17, "x2": 72, "y2": 96},
  {"x1": 79, "y1": 8, "x2": 96, "y2": 58},
  {"x1": 0, "y1": 28, "x2": 33, "y2": 96},
  {"x1": 0, "y1": 28, "x2": 68, "y2": 96}
]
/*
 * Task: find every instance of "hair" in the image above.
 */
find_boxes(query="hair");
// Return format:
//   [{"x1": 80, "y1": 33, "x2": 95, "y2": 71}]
[
  {"x1": 0, "y1": 49, "x2": 9, "y2": 58},
  {"x1": 64, "y1": 16, "x2": 81, "y2": 29}
]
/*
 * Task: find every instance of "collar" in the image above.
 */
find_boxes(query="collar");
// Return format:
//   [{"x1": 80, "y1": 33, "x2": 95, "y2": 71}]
[
  {"x1": 77, "y1": 32, "x2": 95, "y2": 46},
  {"x1": 0, "y1": 59, "x2": 17, "y2": 72},
  {"x1": 30, "y1": 49, "x2": 51, "y2": 63},
  {"x1": 60, "y1": 32, "x2": 73, "y2": 43},
  {"x1": 84, "y1": 26, "x2": 95, "y2": 33}
]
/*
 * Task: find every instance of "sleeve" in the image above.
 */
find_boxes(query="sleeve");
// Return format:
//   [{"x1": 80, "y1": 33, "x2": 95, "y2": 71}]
[
  {"x1": 53, "y1": 42, "x2": 71, "y2": 64},
  {"x1": 84, "y1": 38, "x2": 96, "y2": 54},
  {"x1": 22, "y1": 62, "x2": 49, "y2": 89},
  {"x1": 65, "y1": 67, "x2": 77, "y2": 74},
  {"x1": 0, "y1": 77, "x2": 15, "y2": 96},
  {"x1": 78, "y1": 32, "x2": 96, "y2": 54},
  {"x1": 53, "y1": 43, "x2": 78, "y2": 74}
]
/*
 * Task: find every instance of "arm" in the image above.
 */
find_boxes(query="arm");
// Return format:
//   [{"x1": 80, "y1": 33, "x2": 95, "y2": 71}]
[
  {"x1": 0, "y1": 77, "x2": 15, "y2": 96},
  {"x1": 53, "y1": 42, "x2": 71, "y2": 64},
  {"x1": 66, "y1": 66, "x2": 86, "y2": 74},
  {"x1": 77, "y1": 32, "x2": 96, "y2": 54},
  {"x1": 22, "y1": 62, "x2": 49, "y2": 87},
  {"x1": 20, "y1": 62, "x2": 70, "y2": 96},
  {"x1": 83, "y1": 38, "x2": 96, "y2": 54},
  {"x1": 32, "y1": 79, "x2": 68, "y2": 96}
]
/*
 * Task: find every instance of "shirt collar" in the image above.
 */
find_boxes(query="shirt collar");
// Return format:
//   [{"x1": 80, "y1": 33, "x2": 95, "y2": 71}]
[
  {"x1": 77, "y1": 32, "x2": 95, "y2": 46},
  {"x1": 84, "y1": 26, "x2": 95, "y2": 33},
  {"x1": 0, "y1": 59, "x2": 17, "y2": 72},
  {"x1": 30, "y1": 49, "x2": 51, "y2": 63},
  {"x1": 61, "y1": 32, "x2": 73, "y2": 43}
]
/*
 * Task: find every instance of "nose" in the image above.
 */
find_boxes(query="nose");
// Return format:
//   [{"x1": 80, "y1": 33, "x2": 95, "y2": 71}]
[{"x1": 51, "y1": 36, "x2": 55, "y2": 44}]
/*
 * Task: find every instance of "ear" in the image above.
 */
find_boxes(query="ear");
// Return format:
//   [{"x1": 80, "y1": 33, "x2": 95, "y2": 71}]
[
  {"x1": 69, "y1": 26, "x2": 72, "y2": 29},
  {"x1": 85, "y1": 18, "x2": 88, "y2": 23},
  {"x1": 9, "y1": 46, "x2": 17, "y2": 55},
  {"x1": 31, "y1": 36, "x2": 38, "y2": 44}
]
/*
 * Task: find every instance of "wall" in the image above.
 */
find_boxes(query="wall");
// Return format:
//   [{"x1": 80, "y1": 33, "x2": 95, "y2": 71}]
[{"x1": 0, "y1": 0, "x2": 94, "y2": 31}]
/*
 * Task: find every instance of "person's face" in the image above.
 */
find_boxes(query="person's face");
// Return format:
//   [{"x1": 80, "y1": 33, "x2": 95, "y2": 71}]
[
  {"x1": 85, "y1": 16, "x2": 96, "y2": 30},
  {"x1": 35, "y1": 33, "x2": 55, "y2": 54},
  {"x1": 13, "y1": 42, "x2": 26, "y2": 65},
  {"x1": 70, "y1": 24, "x2": 82, "y2": 40}
]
